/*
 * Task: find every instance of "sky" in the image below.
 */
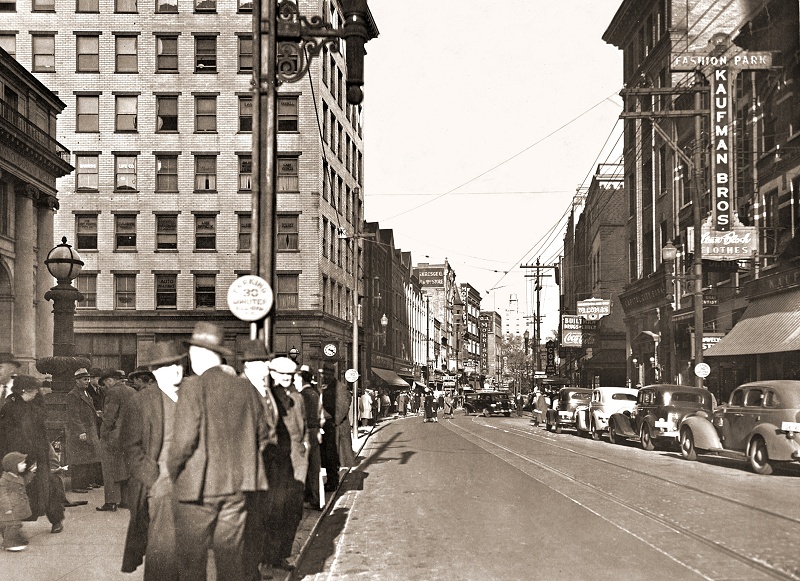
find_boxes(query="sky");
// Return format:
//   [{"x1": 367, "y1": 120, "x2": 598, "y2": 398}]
[{"x1": 362, "y1": 1, "x2": 626, "y2": 337}]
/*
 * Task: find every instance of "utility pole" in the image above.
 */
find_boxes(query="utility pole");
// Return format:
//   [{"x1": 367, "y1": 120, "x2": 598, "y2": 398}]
[{"x1": 521, "y1": 258, "x2": 559, "y2": 376}]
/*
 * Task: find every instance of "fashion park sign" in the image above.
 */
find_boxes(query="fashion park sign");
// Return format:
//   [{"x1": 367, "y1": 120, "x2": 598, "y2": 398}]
[{"x1": 672, "y1": 47, "x2": 773, "y2": 232}]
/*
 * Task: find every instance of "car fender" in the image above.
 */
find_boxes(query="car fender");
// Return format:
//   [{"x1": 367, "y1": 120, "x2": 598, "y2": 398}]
[
  {"x1": 609, "y1": 413, "x2": 636, "y2": 437},
  {"x1": 575, "y1": 406, "x2": 589, "y2": 430},
  {"x1": 680, "y1": 415, "x2": 720, "y2": 450},
  {"x1": 750, "y1": 424, "x2": 800, "y2": 461},
  {"x1": 591, "y1": 410, "x2": 609, "y2": 431}
]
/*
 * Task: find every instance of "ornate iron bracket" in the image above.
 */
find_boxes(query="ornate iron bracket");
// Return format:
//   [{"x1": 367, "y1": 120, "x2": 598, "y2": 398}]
[{"x1": 276, "y1": 0, "x2": 341, "y2": 85}]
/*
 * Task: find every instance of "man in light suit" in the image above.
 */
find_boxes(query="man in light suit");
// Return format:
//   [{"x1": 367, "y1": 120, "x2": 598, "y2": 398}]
[
  {"x1": 167, "y1": 322, "x2": 269, "y2": 581},
  {"x1": 121, "y1": 340, "x2": 186, "y2": 581}
]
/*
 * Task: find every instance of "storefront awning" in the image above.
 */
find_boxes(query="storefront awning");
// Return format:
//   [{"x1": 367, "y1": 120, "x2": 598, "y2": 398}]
[
  {"x1": 371, "y1": 367, "x2": 410, "y2": 388},
  {"x1": 705, "y1": 289, "x2": 800, "y2": 357}
]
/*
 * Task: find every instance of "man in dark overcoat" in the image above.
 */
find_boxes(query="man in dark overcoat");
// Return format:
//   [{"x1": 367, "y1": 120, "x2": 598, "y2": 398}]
[
  {"x1": 320, "y1": 363, "x2": 354, "y2": 492},
  {"x1": 65, "y1": 368, "x2": 102, "y2": 493},
  {"x1": 167, "y1": 322, "x2": 269, "y2": 581},
  {"x1": 98, "y1": 369, "x2": 136, "y2": 511},
  {"x1": 121, "y1": 341, "x2": 186, "y2": 580},
  {"x1": 0, "y1": 375, "x2": 64, "y2": 533}
]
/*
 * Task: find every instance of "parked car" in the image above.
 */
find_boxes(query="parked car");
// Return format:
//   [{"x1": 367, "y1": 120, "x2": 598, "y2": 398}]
[
  {"x1": 607, "y1": 384, "x2": 713, "y2": 450},
  {"x1": 545, "y1": 388, "x2": 592, "y2": 433},
  {"x1": 574, "y1": 386, "x2": 638, "y2": 440},
  {"x1": 463, "y1": 391, "x2": 513, "y2": 417},
  {"x1": 678, "y1": 380, "x2": 800, "y2": 475}
]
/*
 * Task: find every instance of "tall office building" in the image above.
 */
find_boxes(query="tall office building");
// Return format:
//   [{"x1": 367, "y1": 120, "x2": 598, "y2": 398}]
[{"x1": 1, "y1": 0, "x2": 375, "y2": 371}]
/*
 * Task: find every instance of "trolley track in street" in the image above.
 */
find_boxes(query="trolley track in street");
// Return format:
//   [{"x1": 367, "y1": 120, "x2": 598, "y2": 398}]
[{"x1": 445, "y1": 416, "x2": 800, "y2": 581}]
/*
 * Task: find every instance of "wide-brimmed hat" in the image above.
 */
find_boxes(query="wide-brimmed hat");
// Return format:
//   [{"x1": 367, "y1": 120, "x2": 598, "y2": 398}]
[
  {"x1": 99, "y1": 369, "x2": 125, "y2": 384},
  {"x1": 74, "y1": 368, "x2": 90, "y2": 379},
  {"x1": 0, "y1": 352, "x2": 21, "y2": 367},
  {"x1": 142, "y1": 341, "x2": 186, "y2": 370},
  {"x1": 11, "y1": 374, "x2": 41, "y2": 394},
  {"x1": 88, "y1": 367, "x2": 103, "y2": 378},
  {"x1": 240, "y1": 339, "x2": 271, "y2": 363},
  {"x1": 128, "y1": 366, "x2": 156, "y2": 381},
  {"x1": 184, "y1": 322, "x2": 233, "y2": 357}
]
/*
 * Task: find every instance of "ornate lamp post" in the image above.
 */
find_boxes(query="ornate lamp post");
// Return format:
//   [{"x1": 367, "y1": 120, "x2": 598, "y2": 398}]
[{"x1": 37, "y1": 237, "x2": 90, "y2": 393}]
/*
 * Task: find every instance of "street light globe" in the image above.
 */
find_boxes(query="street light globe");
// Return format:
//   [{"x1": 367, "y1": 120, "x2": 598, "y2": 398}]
[
  {"x1": 380, "y1": 313, "x2": 388, "y2": 328},
  {"x1": 45, "y1": 237, "x2": 84, "y2": 282},
  {"x1": 661, "y1": 241, "x2": 678, "y2": 262},
  {"x1": 288, "y1": 346, "x2": 299, "y2": 361}
]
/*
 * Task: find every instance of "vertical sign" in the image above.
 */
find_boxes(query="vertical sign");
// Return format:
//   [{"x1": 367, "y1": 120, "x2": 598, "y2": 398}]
[{"x1": 712, "y1": 67, "x2": 731, "y2": 231}]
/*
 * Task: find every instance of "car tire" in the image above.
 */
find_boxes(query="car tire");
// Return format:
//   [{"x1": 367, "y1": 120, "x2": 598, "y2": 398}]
[
  {"x1": 679, "y1": 427, "x2": 697, "y2": 461},
  {"x1": 640, "y1": 424, "x2": 655, "y2": 451},
  {"x1": 748, "y1": 437, "x2": 773, "y2": 475},
  {"x1": 608, "y1": 420, "x2": 620, "y2": 445},
  {"x1": 590, "y1": 419, "x2": 601, "y2": 441}
]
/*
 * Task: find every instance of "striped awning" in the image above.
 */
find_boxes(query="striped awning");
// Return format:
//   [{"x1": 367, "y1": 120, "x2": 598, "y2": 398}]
[{"x1": 705, "y1": 289, "x2": 800, "y2": 357}]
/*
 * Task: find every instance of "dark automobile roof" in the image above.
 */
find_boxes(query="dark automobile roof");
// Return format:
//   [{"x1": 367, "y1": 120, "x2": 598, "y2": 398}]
[
  {"x1": 641, "y1": 384, "x2": 710, "y2": 394},
  {"x1": 733, "y1": 381, "x2": 800, "y2": 406}
]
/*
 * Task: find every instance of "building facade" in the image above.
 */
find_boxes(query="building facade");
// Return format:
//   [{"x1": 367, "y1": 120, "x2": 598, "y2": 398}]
[
  {"x1": 2, "y1": 0, "x2": 374, "y2": 371},
  {"x1": 479, "y1": 310, "x2": 502, "y2": 387},
  {"x1": 459, "y1": 282, "x2": 481, "y2": 378},
  {"x1": 0, "y1": 47, "x2": 72, "y2": 374},
  {"x1": 413, "y1": 260, "x2": 459, "y2": 375}
]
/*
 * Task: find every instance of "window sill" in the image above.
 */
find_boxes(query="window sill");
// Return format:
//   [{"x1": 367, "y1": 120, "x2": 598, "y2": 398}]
[
  {"x1": 76, "y1": 248, "x2": 98, "y2": 253},
  {"x1": 194, "y1": 70, "x2": 218, "y2": 74},
  {"x1": 193, "y1": 190, "x2": 218, "y2": 194},
  {"x1": 114, "y1": 190, "x2": 139, "y2": 194},
  {"x1": 193, "y1": 249, "x2": 217, "y2": 253},
  {"x1": 75, "y1": 188, "x2": 99, "y2": 193},
  {"x1": 155, "y1": 249, "x2": 179, "y2": 253},
  {"x1": 238, "y1": 189, "x2": 252, "y2": 194},
  {"x1": 194, "y1": 131, "x2": 218, "y2": 135},
  {"x1": 277, "y1": 249, "x2": 301, "y2": 253},
  {"x1": 155, "y1": 70, "x2": 179, "y2": 74},
  {"x1": 155, "y1": 190, "x2": 179, "y2": 194},
  {"x1": 114, "y1": 249, "x2": 138, "y2": 253}
]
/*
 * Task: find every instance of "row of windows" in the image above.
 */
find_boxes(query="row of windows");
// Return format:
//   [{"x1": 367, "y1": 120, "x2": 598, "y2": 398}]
[
  {"x1": 320, "y1": 45, "x2": 362, "y2": 138},
  {"x1": 321, "y1": 216, "x2": 354, "y2": 273},
  {"x1": 75, "y1": 271, "x2": 297, "y2": 311},
  {"x1": 322, "y1": 160, "x2": 361, "y2": 222},
  {"x1": 321, "y1": 102, "x2": 361, "y2": 181},
  {"x1": 70, "y1": 93, "x2": 293, "y2": 134},
  {"x1": 0, "y1": 0, "x2": 252, "y2": 15},
  {"x1": 0, "y1": 33, "x2": 252, "y2": 74},
  {"x1": 73, "y1": 153, "x2": 296, "y2": 194},
  {"x1": 321, "y1": 274, "x2": 351, "y2": 321}
]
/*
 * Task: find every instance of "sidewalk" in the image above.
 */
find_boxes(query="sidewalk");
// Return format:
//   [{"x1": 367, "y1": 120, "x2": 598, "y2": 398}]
[{"x1": 0, "y1": 422, "x2": 378, "y2": 581}]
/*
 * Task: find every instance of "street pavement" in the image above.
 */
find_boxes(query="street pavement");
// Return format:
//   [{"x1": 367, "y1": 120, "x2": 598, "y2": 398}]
[{"x1": 0, "y1": 421, "x2": 376, "y2": 581}]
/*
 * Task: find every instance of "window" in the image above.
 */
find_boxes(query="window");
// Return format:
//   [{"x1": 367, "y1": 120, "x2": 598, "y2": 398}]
[
  {"x1": 277, "y1": 97, "x2": 298, "y2": 132},
  {"x1": 276, "y1": 214, "x2": 299, "y2": 251},
  {"x1": 115, "y1": 0, "x2": 136, "y2": 12},
  {"x1": 238, "y1": 96, "x2": 252, "y2": 132},
  {"x1": 238, "y1": 155, "x2": 251, "y2": 191},
  {"x1": 322, "y1": 161, "x2": 329, "y2": 201},
  {"x1": 115, "y1": 95, "x2": 138, "y2": 132},
  {"x1": 33, "y1": 0, "x2": 55, "y2": 12},
  {"x1": 155, "y1": 274, "x2": 177, "y2": 309},
  {"x1": 194, "y1": 155, "x2": 216, "y2": 191},
  {"x1": 194, "y1": 0, "x2": 214, "y2": 11},
  {"x1": 0, "y1": 182, "x2": 9, "y2": 236},
  {"x1": 76, "y1": 95, "x2": 99, "y2": 132},
  {"x1": 155, "y1": 214, "x2": 178, "y2": 249},
  {"x1": 156, "y1": 96, "x2": 178, "y2": 132},
  {"x1": 76, "y1": 274, "x2": 97, "y2": 308},
  {"x1": 75, "y1": 214, "x2": 98, "y2": 250},
  {"x1": 76, "y1": 35, "x2": 99, "y2": 72},
  {"x1": 238, "y1": 36, "x2": 252, "y2": 72},
  {"x1": 76, "y1": 0, "x2": 98, "y2": 11},
  {"x1": 744, "y1": 389, "x2": 764, "y2": 407},
  {"x1": 195, "y1": 214, "x2": 216, "y2": 250},
  {"x1": 156, "y1": 0, "x2": 177, "y2": 13},
  {"x1": 115, "y1": 155, "x2": 137, "y2": 191},
  {"x1": 322, "y1": 217, "x2": 328, "y2": 257},
  {"x1": 0, "y1": 35, "x2": 16, "y2": 57},
  {"x1": 237, "y1": 0, "x2": 251, "y2": 12},
  {"x1": 195, "y1": 36, "x2": 216, "y2": 72},
  {"x1": 0, "y1": 0, "x2": 16, "y2": 11},
  {"x1": 156, "y1": 36, "x2": 178, "y2": 72},
  {"x1": 194, "y1": 274, "x2": 216, "y2": 308},
  {"x1": 276, "y1": 274, "x2": 298, "y2": 309},
  {"x1": 195, "y1": 96, "x2": 216, "y2": 132},
  {"x1": 277, "y1": 156, "x2": 298, "y2": 192},
  {"x1": 322, "y1": 102, "x2": 328, "y2": 143},
  {"x1": 32, "y1": 34, "x2": 55, "y2": 72},
  {"x1": 155, "y1": 155, "x2": 178, "y2": 192},
  {"x1": 115, "y1": 36, "x2": 137, "y2": 73},
  {"x1": 75, "y1": 154, "x2": 99, "y2": 191},
  {"x1": 238, "y1": 213, "x2": 251, "y2": 251},
  {"x1": 115, "y1": 214, "x2": 137, "y2": 249},
  {"x1": 115, "y1": 274, "x2": 136, "y2": 309}
]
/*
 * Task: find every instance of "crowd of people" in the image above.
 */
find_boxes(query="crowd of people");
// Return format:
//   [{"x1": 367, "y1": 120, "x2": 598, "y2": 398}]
[{"x1": 0, "y1": 322, "x2": 357, "y2": 581}]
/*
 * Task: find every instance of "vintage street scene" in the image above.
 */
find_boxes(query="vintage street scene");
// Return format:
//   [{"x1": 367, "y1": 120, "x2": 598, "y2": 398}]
[{"x1": 1, "y1": 0, "x2": 800, "y2": 579}]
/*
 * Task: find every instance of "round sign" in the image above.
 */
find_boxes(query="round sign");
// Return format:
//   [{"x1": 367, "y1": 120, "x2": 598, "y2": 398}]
[
  {"x1": 694, "y1": 362, "x2": 711, "y2": 378},
  {"x1": 344, "y1": 368, "x2": 359, "y2": 383},
  {"x1": 227, "y1": 275, "x2": 273, "y2": 322},
  {"x1": 323, "y1": 343, "x2": 337, "y2": 357}
]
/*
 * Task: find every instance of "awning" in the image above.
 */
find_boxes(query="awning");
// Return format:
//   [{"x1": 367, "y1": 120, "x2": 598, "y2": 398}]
[
  {"x1": 371, "y1": 367, "x2": 410, "y2": 388},
  {"x1": 705, "y1": 289, "x2": 800, "y2": 357}
]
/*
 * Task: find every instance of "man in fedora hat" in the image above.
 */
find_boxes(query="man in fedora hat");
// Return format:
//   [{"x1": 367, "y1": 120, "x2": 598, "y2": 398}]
[
  {"x1": 65, "y1": 368, "x2": 102, "y2": 493},
  {"x1": 320, "y1": 362, "x2": 354, "y2": 492},
  {"x1": 121, "y1": 340, "x2": 186, "y2": 580},
  {"x1": 97, "y1": 369, "x2": 135, "y2": 511},
  {"x1": 128, "y1": 367, "x2": 156, "y2": 392},
  {"x1": 168, "y1": 322, "x2": 270, "y2": 581},
  {"x1": 0, "y1": 353, "x2": 21, "y2": 412}
]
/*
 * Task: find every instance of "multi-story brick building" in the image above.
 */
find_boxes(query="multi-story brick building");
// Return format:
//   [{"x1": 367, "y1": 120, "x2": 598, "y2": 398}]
[
  {"x1": 1, "y1": 0, "x2": 375, "y2": 371},
  {"x1": 413, "y1": 260, "x2": 458, "y2": 374},
  {"x1": 459, "y1": 282, "x2": 481, "y2": 377},
  {"x1": 479, "y1": 310, "x2": 502, "y2": 386}
]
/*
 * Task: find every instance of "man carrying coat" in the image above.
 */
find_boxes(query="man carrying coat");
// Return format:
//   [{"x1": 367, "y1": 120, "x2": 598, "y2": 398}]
[{"x1": 167, "y1": 322, "x2": 269, "y2": 581}]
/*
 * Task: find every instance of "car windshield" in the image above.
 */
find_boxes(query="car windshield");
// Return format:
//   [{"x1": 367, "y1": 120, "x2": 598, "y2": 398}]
[{"x1": 612, "y1": 393, "x2": 637, "y2": 401}]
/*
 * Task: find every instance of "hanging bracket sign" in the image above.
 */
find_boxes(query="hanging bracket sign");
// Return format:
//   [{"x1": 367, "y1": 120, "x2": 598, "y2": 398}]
[{"x1": 577, "y1": 298, "x2": 611, "y2": 321}]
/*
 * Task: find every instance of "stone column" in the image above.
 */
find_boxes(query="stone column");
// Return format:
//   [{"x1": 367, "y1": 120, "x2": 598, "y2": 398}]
[
  {"x1": 13, "y1": 183, "x2": 38, "y2": 375},
  {"x1": 36, "y1": 193, "x2": 58, "y2": 360}
]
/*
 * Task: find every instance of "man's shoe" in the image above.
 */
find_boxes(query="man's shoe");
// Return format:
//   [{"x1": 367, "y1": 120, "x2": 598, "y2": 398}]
[
  {"x1": 51, "y1": 522, "x2": 63, "y2": 534},
  {"x1": 63, "y1": 500, "x2": 88, "y2": 507},
  {"x1": 95, "y1": 503, "x2": 117, "y2": 512},
  {"x1": 71, "y1": 488, "x2": 89, "y2": 493},
  {"x1": 5, "y1": 546, "x2": 26, "y2": 552}
]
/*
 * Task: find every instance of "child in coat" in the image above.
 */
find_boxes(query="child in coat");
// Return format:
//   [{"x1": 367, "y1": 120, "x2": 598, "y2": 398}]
[{"x1": 0, "y1": 451, "x2": 36, "y2": 551}]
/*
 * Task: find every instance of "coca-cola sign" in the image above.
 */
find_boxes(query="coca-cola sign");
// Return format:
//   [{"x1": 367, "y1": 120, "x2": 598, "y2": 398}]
[
  {"x1": 701, "y1": 223, "x2": 757, "y2": 261},
  {"x1": 562, "y1": 315, "x2": 583, "y2": 348}
]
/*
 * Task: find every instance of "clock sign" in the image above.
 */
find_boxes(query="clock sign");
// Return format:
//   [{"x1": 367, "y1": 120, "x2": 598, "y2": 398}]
[{"x1": 323, "y1": 343, "x2": 337, "y2": 357}]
